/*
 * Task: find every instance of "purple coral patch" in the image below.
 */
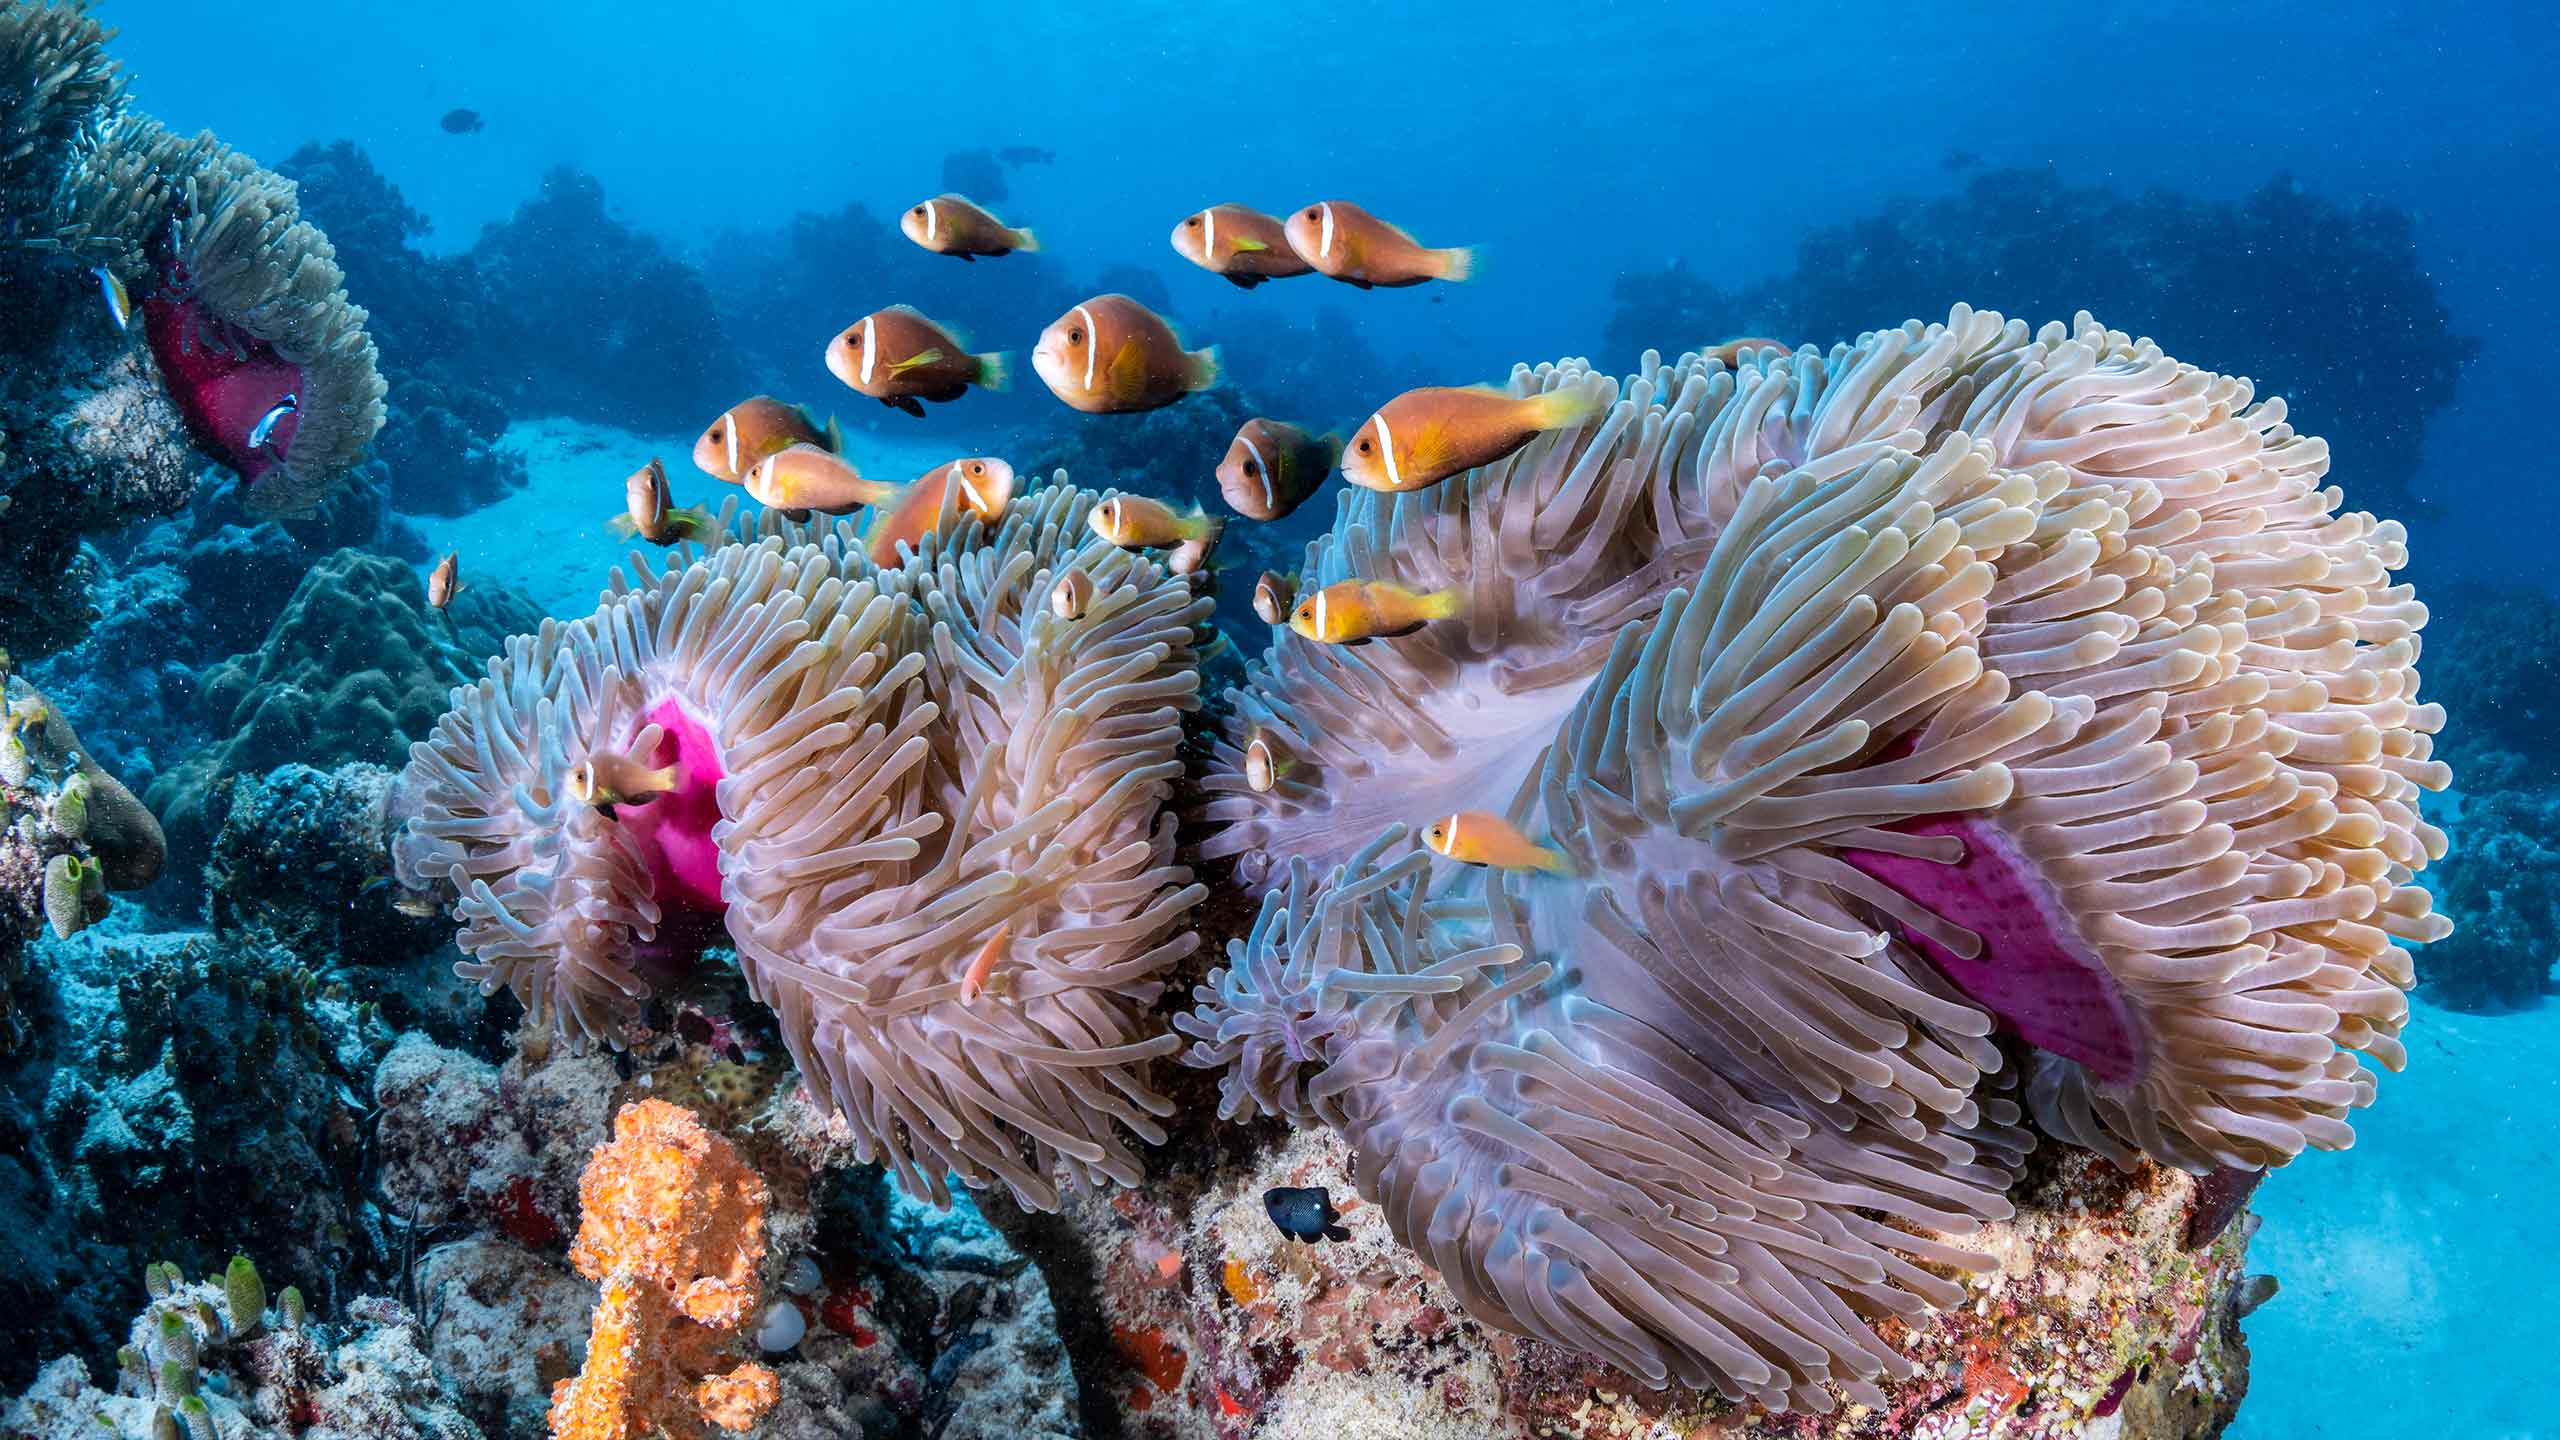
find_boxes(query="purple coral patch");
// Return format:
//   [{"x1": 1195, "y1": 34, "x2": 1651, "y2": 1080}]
[{"x1": 1841, "y1": 815, "x2": 2146, "y2": 1086}]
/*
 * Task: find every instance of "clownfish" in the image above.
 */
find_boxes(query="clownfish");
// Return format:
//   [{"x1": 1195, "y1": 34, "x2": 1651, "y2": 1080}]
[
  {"x1": 1088, "y1": 493, "x2": 1223, "y2": 551},
  {"x1": 861, "y1": 458, "x2": 1012, "y2": 566},
  {"x1": 569, "y1": 750, "x2": 682, "y2": 816},
  {"x1": 1287, "y1": 578, "x2": 1460, "y2": 645},
  {"x1": 611, "y1": 457, "x2": 713, "y2": 545},
  {"x1": 693, "y1": 396, "x2": 841, "y2": 484},
  {"x1": 1243, "y1": 731, "x2": 1294, "y2": 793},
  {"x1": 1170, "y1": 204, "x2": 1313, "y2": 289},
  {"x1": 901, "y1": 194, "x2": 1038, "y2": 260},
  {"x1": 1340, "y1": 385, "x2": 1607, "y2": 494},
  {"x1": 426, "y1": 553, "x2": 463, "y2": 611},
  {"x1": 1421, "y1": 810, "x2": 1568, "y2": 873},
  {"x1": 1031, "y1": 294, "x2": 1218, "y2": 414},
  {"x1": 1705, "y1": 337, "x2": 1794, "y2": 367},
  {"x1": 1251, "y1": 571, "x2": 1295, "y2": 627},
  {"x1": 744, "y1": 445, "x2": 897, "y2": 516},
  {"x1": 1216, "y1": 418, "x2": 1338, "y2": 522},
  {"x1": 1282, "y1": 200, "x2": 1474, "y2": 288},
  {"x1": 247, "y1": 393, "x2": 297, "y2": 451},
  {"x1": 825, "y1": 306, "x2": 1010, "y2": 418},
  {"x1": 1050, "y1": 568, "x2": 1095, "y2": 620}
]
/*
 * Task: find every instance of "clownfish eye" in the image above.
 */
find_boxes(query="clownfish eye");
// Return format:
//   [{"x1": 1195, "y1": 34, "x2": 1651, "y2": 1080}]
[
  {"x1": 1068, "y1": 327, "x2": 1084, "y2": 344},
  {"x1": 1305, "y1": 207, "x2": 1320, "y2": 219},
  {"x1": 969, "y1": 462, "x2": 985, "y2": 474},
  {"x1": 912, "y1": 206, "x2": 926, "y2": 216},
  {"x1": 1243, "y1": 459, "x2": 1259, "y2": 475},
  {"x1": 845, "y1": 331, "x2": 861, "y2": 347},
  {"x1": 1356, "y1": 439, "x2": 1373, "y2": 453},
  {"x1": 1185, "y1": 216, "x2": 1201, "y2": 227}
]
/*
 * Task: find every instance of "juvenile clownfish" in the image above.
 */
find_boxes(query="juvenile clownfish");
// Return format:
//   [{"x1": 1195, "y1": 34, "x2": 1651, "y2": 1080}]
[
  {"x1": 611, "y1": 457, "x2": 713, "y2": 545},
  {"x1": 1422, "y1": 809, "x2": 1569, "y2": 874},
  {"x1": 1287, "y1": 578, "x2": 1460, "y2": 645},
  {"x1": 93, "y1": 266, "x2": 133, "y2": 332},
  {"x1": 745, "y1": 444, "x2": 897, "y2": 516},
  {"x1": 1050, "y1": 568, "x2": 1095, "y2": 620},
  {"x1": 1088, "y1": 494, "x2": 1223, "y2": 551},
  {"x1": 568, "y1": 750, "x2": 682, "y2": 817},
  {"x1": 1281, "y1": 200, "x2": 1475, "y2": 288},
  {"x1": 247, "y1": 393, "x2": 298, "y2": 451},
  {"x1": 426, "y1": 553, "x2": 463, "y2": 611},
  {"x1": 1216, "y1": 418, "x2": 1338, "y2": 522},
  {"x1": 825, "y1": 306, "x2": 1011, "y2": 418},
  {"x1": 1243, "y1": 731, "x2": 1293, "y2": 793},
  {"x1": 901, "y1": 194, "x2": 1038, "y2": 260},
  {"x1": 1031, "y1": 294, "x2": 1218, "y2": 415},
  {"x1": 1264, "y1": 1186, "x2": 1350, "y2": 1244},
  {"x1": 693, "y1": 396, "x2": 840, "y2": 484},
  {"x1": 1340, "y1": 384, "x2": 1608, "y2": 494},
  {"x1": 1169, "y1": 204, "x2": 1313, "y2": 289},
  {"x1": 1251, "y1": 571, "x2": 1295, "y2": 627},
  {"x1": 959, "y1": 923, "x2": 1014, "y2": 1003}
]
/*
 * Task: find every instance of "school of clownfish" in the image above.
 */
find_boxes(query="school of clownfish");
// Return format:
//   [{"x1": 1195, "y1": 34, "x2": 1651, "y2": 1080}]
[{"x1": 422, "y1": 193, "x2": 1779, "y2": 874}]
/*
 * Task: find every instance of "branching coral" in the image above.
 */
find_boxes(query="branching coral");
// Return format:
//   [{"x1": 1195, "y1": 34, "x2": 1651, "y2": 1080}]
[
  {"x1": 1184, "y1": 304, "x2": 2448, "y2": 1409},
  {"x1": 396, "y1": 480, "x2": 1211, "y2": 1209},
  {"x1": 551, "y1": 1099, "x2": 778, "y2": 1439}
]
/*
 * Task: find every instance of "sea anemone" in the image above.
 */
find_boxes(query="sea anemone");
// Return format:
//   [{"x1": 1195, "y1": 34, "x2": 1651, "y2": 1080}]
[
  {"x1": 48, "y1": 110, "x2": 385, "y2": 514},
  {"x1": 0, "y1": 0, "x2": 124, "y2": 226},
  {"x1": 396, "y1": 480, "x2": 1211, "y2": 1209},
  {"x1": 1183, "y1": 305, "x2": 2447, "y2": 1407}
]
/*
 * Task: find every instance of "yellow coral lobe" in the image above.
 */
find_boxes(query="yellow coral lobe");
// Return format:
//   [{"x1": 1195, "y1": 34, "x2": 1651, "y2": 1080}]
[{"x1": 1221, "y1": 1258, "x2": 1259, "y2": 1306}]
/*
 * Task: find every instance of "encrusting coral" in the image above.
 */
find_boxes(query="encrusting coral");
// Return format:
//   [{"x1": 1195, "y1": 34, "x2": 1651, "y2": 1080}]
[
  {"x1": 394, "y1": 479, "x2": 1212, "y2": 1210},
  {"x1": 1183, "y1": 305, "x2": 2448, "y2": 1410},
  {"x1": 550, "y1": 1098, "x2": 778, "y2": 1439}
]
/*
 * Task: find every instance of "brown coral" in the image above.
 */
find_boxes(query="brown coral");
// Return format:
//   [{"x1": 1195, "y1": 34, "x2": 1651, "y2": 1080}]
[{"x1": 550, "y1": 1098, "x2": 778, "y2": 1440}]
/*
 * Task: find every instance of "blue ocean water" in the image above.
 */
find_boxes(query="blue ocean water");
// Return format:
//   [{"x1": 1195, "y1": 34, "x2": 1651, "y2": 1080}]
[{"x1": 23, "y1": 0, "x2": 2560, "y2": 1434}]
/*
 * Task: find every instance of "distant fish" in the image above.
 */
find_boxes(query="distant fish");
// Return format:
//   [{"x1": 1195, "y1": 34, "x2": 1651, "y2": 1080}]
[
  {"x1": 1288, "y1": 578, "x2": 1459, "y2": 645},
  {"x1": 611, "y1": 457, "x2": 713, "y2": 545},
  {"x1": 1263, "y1": 1186, "x2": 1350, "y2": 1244},
  {"x1": 1088, "y1": 493, "x2": 1222, "y2": 551},
  {"x1": 426, "y1": 552, "x2": 463, "y2": 611},
  {"x1": 1283, "y1": 201, "x2": 1474, "y2": 288},
  {"x1": 745, "y1": 444, "x2": 896, "y2": 517},
  {"x1": 92, "y1": 266, "x2": 132, "y2": 332},
  {"x1": 1032, "y1": 294, "x2": 1217, "y2": 414},
  {"x1": 246, "y1": 392, "x2": 297, "y2": 451},
  {"x1": 825, "y1": 306, "x2": 1010, "y2": 417},
  {"x1": 959, "y1": 923, "x2": 1013, "y2": 1004},
  {"x1": 1251, "y1": 570, "x2": 1294, "y2": 626},
  {"x1": 901, "y1": 193, "x2": 1038, "y2": 260},
  {"x1": 439, "y1": 108, "x2": 484, "y2": 135},
  {"x1": 1423, "y1": 809, "x2": 1568, "y2": 873},
  {"x1": 1216, "y1": 418, "x2": 1336, "y2": 521},
  {"x1": 694, "y1": 396, "x2": 840, "y2": 484},
  {"x1": 1340, "y1": 385, "x2": 1606, "y2": 494},
  {"x1": 1170, "y1": 204, "x2": 1313, "y2": 289}
]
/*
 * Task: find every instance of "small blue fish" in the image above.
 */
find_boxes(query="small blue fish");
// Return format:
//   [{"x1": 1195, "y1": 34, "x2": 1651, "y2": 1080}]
[
  {"x1": 1263, "y1": 1186, "x2": 1350, "y2": 1243},
  {"x1": 247, "y1": 393, "x2": 298, "y2": 450},
  {"x1": 93, "y1": 266, "x2": 132, "y2": 332}
]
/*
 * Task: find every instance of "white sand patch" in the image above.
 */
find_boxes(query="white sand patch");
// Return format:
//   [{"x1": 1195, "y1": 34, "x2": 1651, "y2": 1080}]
[{"x1": 401, "y1": 414, "x2": 953, "y2": 618}]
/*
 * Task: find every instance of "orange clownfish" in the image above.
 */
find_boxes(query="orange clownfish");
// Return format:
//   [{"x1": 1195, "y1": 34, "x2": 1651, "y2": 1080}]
[
  {"x1": 693, "y1": 396, "x2": 840, "y2": 483},
  {"x1": 1287, "y1": 578, "x2": 1460, "y2": 645},
  {"x1": 825, "y1": 306, "x2": 1010, "y2": 417},
  {"x1": 1170, "y1": 204, "x2": 1313, "y2": 289},
  {"x1": 1031, "y1": 294, "x2": 1218, "y2": 414},
  {"x1": 1088, "y1": 493, "x2": 1223, "y2": 551},
  {"x1": 1422, "y1": 810, "x2": 1567, "y2": 873},
  {"x1": 1705, "y1": 337, "x2": 1795, "y2": 368},
  {"x1": 744, "y1": 445, "x2": 897, "y2": 516},
  {"x1": 1216, "y1": 418, "x2": 1338, "y2": 522},
  {"x1": 612, "y1": 457, "x2": 713, "y2": 545},
  {"x1": 1282, "y1": 200, "x2": 1474, "y2": 288},
  {"x1": 1340, "y1": 385, "x2": 1607, "y2": 494},
  {"x1": 902, "y1": 194, "x2": 1038, "y2": 260}
]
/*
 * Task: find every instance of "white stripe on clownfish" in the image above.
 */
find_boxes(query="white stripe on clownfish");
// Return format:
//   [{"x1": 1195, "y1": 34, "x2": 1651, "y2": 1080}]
[
  {"x1": 1202, "y1": 207, "x2": 1216, "y2": 258},
  {"x1": 1373, "y1": 411, "x2": 1401, "y2": 489},
  {"x1": 860, "y1": 315, "x2": 877, "y2": 386},
  {"x1": 1318, "y1": 202, "x2": 1335, "y2": 259},
  {"x1": 924, "y1": 200, "x2": 939, "y2": 244},
  {"x1": 1239, "y1": 432, "x2": 1273, "y2": 512},
  {"x1": 1074, "y1": 304, "x2": 1098, "y2": 392},
  {"x1": 723, "y1": 409, "x2": 740, "y2": 476},
  {"x1": 1312, "y1": 586, "x2": 1329, "y2": 639}
]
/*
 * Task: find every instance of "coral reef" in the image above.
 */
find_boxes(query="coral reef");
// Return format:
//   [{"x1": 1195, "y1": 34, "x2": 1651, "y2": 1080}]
[
  {"x1": 393, "y1": 482, "x2": 1212, "y2": 1211},
  {"x1": 549, "y1": 1098, "x2": 778, "y2": 1438},
  {"x1": 1003, "y1": 1121, "x2": 2258, "y2": 1438},
  {"x1": 1188, "y1": 306, "x2": 2444, "y2": 1408},
  {"x1": 147, "y1": 547, "x2": 543, "y2": 880},
  {"x1": 1, "y1": 1262, "x2": 481, "y2": 1439},
  {"x1": 205, "y1": 762, "x2": 448, "y2": 969},
  {"x1": 0, "y1": 923, "x2": 397, "y2": 1388},
  {"x1": 1603, "y1": 168, "x2": 2472, "y2": 515}
]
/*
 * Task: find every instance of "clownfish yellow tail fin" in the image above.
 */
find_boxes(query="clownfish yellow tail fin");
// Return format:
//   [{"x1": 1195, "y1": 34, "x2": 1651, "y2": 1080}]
[
  {"x1": 1433, "y1": 245, "x2": 1478, "y2": 282},
  {"x1": 1008, "y1": 226, "x2": 1040, "y2": 253},
  {"x1": 1184, "y1": 345, "x2": 1222, "y2": 394},
  {"x1": 1416, "y1": 585, "x2": 1465, "y2": 622},
  {"x1": 973, "y1": 351, "x2": 1012, "y2": 392},
  {"x1": 1522, "y1": 383, "x2": 1608, "y2": 434},
  {"x1": 1533, "y1": 842, "x2": 1574, "y2": 876},
  {"x1": 823, "y1": 415, "x2": 845, "y2": 454},
  {"x1": 1187, "y1": 510, "x2": 1227, "y2": 548},
  {"x1": 668, "y1": 505, "x2": 715, "y2": 541}
]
